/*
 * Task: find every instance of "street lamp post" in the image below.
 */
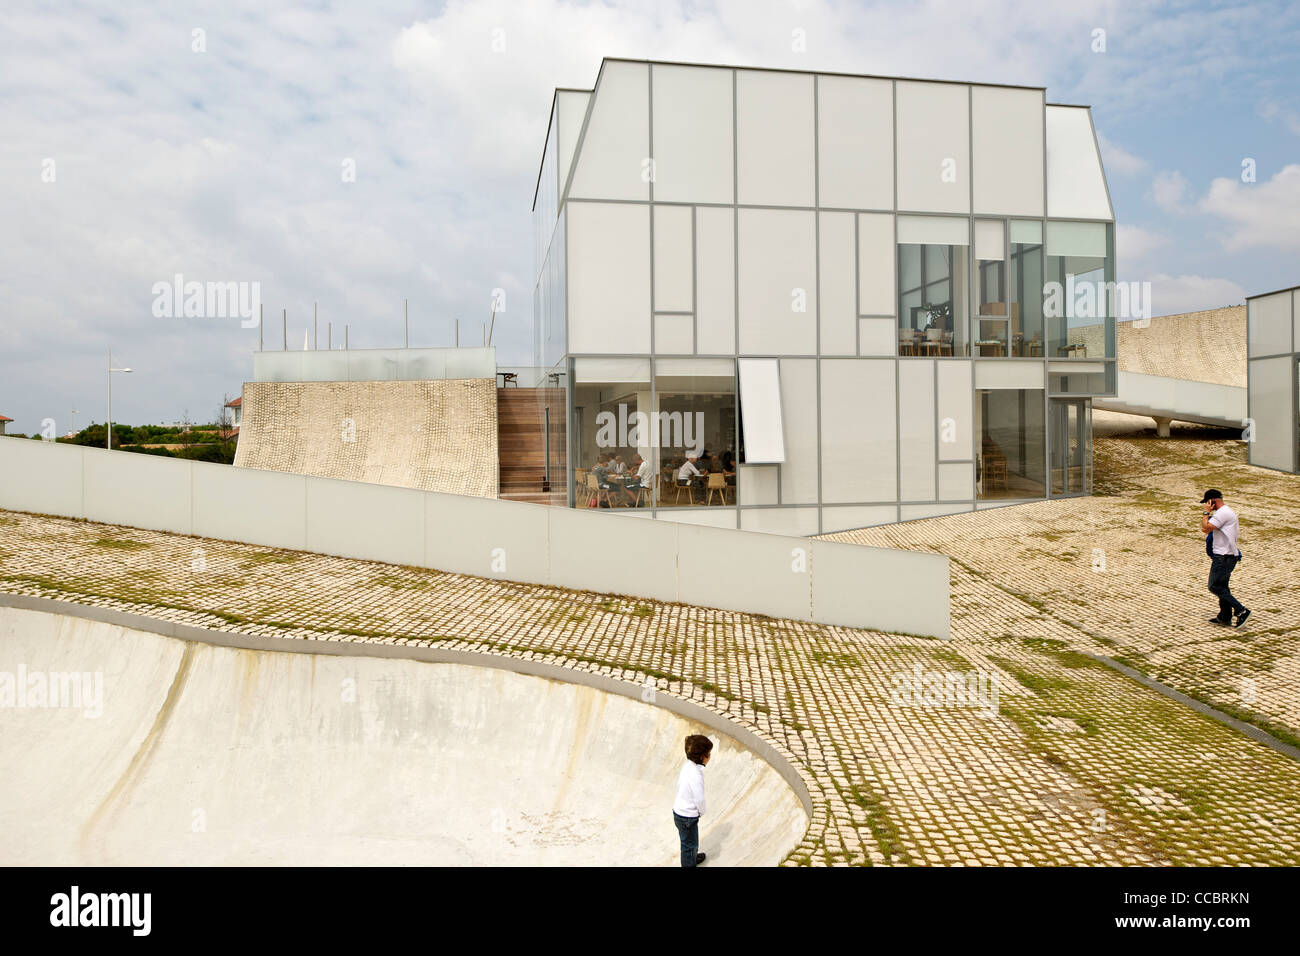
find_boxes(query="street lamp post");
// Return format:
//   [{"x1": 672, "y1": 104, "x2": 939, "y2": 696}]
[{"x1": 107, "y1": 349, "x2": 133, "y2": 449}]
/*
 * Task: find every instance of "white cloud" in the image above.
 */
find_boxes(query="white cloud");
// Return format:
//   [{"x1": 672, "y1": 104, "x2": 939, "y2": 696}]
[
  {"x1": 1146, "y1": 274, "x2": 1246, "y2": 316},
  {"x1": 1115, "y1": 224, "x2": 1167, "y2": 262},
  {"x1": 1096, "y1": 132, "x2": 1147, "y2": 176},
  {"x1": 1198, "y1": 164, "x2": 1300, "y2": 251},
  {"x1": 1151, "y1": 169, "x2": 1189, "y2": 212}
]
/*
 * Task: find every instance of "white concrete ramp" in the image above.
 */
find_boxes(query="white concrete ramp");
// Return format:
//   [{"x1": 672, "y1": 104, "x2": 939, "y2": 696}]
[
  {"x1": 1093, "y1": 307, "x2": 1246, "y2": 432},
  {"x1": 0, "y1": 605, "x2": 807, "y2": 866}
]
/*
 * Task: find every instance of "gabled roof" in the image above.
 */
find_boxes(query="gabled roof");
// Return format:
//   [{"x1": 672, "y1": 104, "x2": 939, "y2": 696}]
[{"x1": 226, "y1": 397, "x2": 242, "y2": 408}]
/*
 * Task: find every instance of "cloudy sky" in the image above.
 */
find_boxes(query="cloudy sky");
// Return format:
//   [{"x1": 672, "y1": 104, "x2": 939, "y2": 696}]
[{"x1": 1, "y1": 0, "x2": 1298, "y2": 433}]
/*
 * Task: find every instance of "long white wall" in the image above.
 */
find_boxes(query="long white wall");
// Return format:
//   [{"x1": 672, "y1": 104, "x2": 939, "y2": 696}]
[
  {"x1": 1096, "y1": 370, "x2": 1248, "y2": 427},
  {"x1": 0, "y1": 437, "x2": 950, "y2": 638}
]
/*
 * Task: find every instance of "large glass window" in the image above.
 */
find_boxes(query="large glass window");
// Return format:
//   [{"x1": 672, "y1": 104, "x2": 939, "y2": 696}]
[
  {"x1": 656, "y1": 359, "x2": 736, "y2": 509},
  {"x1": 1049, "y1": 398, "x2": 1091, "y2": 496},
  {"x1": 975, "y1": 388, "x2": 1045, "y2": 499},
  {"x1": 570, "y1": 358, "x2": 652, "y2": 509},
  {"x1": 974, "y1": 219, "x2": 1009, "y2": 357},
  {"x1": 569, "y1": 358, "x2": 737, "y2": 510},
  {"x1": 1045, "y1": 221, "x2": 1114, "y2": 359},
  {"x1": 1008, "y1": 219, "x2": 1045, "y2": 357},
  {"x1": 897, "y1": 216, "x2": 968, "y2": 357}
]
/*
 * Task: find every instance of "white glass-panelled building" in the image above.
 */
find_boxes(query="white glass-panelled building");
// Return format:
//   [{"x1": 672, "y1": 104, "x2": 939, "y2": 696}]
[
  {"x1": 1246, "y1": 285, "x2": 1300, "y2": 474},
  {"x1": 532, "y1": 59, "x2": 1117, "y2": 533}
]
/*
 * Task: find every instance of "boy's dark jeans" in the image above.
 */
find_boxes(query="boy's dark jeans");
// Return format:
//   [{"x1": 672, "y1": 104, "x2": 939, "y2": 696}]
[
  {"x1": 1208, "y1": 554, "x2": 1245, "y2": 620},
  {"x1": 673, "y1": 812, "x2": 700, "y2": 867}
]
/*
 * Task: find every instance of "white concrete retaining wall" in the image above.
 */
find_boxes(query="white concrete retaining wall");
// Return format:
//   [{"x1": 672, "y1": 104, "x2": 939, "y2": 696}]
[{"x1": 0, "y1": 437, "x2": 950, "y2": 638}]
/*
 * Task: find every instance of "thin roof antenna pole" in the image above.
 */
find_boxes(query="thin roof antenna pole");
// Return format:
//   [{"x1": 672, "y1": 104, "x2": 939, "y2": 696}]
[
  {"x1": 404, "y1": 298, "x2": 409, "y2": 348},
  {"x1": 486, "y1": 302, "x2": 497, "y2": 347},
  {"x1": 345, "y1": 324, "x2": 349, "y2": 349},
  {"x1": 314, "y1": 302, "x2": 318, "y2": 350},
  {"x1": 282, "y1": 309, "x2": 287, "y2": 350},
  {"x1": 258, "y1": 303, "x2": 263, "y2": 351},
  {"x1": 455, "y1": 319, "x2": 459, "y2": 348},
  {"x1": 328, "y1": 321, "x2": 332, "y2": 350}
]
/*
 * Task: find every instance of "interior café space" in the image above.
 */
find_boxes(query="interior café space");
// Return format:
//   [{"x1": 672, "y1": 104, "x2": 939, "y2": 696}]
[
  {"x1": 896, "y1": 215, "x2": 970, "y2": 358},
  {"x1": 975, "y1": 388, "x2": 1046, "y2": 500},
  {"x1": 569, "y1": 358, "x2": 737, "y2": 511}
]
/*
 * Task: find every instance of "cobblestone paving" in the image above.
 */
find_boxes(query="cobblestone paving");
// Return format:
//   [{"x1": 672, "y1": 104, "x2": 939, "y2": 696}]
[
  {"x1": 3, "y1": 435, "x2": 1300, "y2": 865},
  {"x1": 825, "y1": 433, "x2": 1300, "y2": 755}
]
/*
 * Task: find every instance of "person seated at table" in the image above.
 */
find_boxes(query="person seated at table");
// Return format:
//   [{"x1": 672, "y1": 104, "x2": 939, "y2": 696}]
[
  {"x1": 591, "y1": 454, "x2": 622, "y2": 506},
  {"x1": 612, "y1": 455, "x2": 627, "y2": 474},
  {"x1": 677, "y1": 456, "x2": 703, "y2": 485},
  {"x1": 720, "y1": 448, "x2": 735, "y2": 473},
  {"x1": 623, "y1": 453, "x2": 653, "y2": 505}
]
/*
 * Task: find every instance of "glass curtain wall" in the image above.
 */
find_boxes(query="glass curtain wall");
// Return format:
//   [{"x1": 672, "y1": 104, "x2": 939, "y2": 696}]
[
  {"x1": 897, "y1": 217, "x2": 969, "y2": 357},
  {"x1": 974, "y1": 219, "x2": 1009, "y2": 356},
  {"x1": 569, "y1": 358, "x2": 737, "y2": 510},
  {"x1": 1008, "y1": 220, "x2": 1045, "y2": 356},
  {"x1": 570, "y1": 358, "x2": 652, "y2": 509},
  {"x1": 656, "y1": 359, "x2": 737, "y2": 509},
  {"x1": 1045, "y1": 221, "x2": 1114, "y2": 359},
  {"x1": 975, "y1": 388, "x2": 1046, "y2": 499},
  {"x1": 1049, "y1": 398, "x2": 1091, "y2": 495}
]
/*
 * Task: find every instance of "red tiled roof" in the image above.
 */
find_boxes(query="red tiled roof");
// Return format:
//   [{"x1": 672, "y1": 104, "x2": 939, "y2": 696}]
[
  {"x1": 226, "y1": 397, "x2": 242, "y2": 408},
  {"x1": 0, "y1": 415, "x2": 13, "y2": 422}
]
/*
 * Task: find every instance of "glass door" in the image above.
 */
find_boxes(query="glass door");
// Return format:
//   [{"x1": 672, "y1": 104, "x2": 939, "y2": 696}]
[{"x1": 1049, "y1": 398, "x2": 1090, "y2": 496}]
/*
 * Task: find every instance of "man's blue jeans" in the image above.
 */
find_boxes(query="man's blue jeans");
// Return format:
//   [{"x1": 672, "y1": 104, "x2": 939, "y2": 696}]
[
  {"x1": 1208, "y1": 554, "x2": 1245, "y2": 620},
  {"x1": 673, "y1": 812, "x2": 700, "y2": 867}
]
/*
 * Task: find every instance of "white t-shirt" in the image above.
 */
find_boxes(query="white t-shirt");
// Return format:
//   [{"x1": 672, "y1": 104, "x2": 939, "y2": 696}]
[
  {"x1": 1208, "y1": 505, "x2": 1240, "y2": 555},
  {"x1": 673, "y1": 761, "x2": 707, "y2": 818},
  {"x1": 677, "y1": 460, "x2": 701, "y2": 481},
  {"x1": 636, "y1": 460, "x2": 652, "y2": 485}
]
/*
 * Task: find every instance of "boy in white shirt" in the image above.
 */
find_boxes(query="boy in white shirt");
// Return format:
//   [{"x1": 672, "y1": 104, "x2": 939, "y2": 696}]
[{"x1": 672, "y1": 734, "x2": 713, "y2": 867}]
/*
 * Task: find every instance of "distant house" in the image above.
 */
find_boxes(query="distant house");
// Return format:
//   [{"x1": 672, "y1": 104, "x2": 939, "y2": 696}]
[
  {"x1": 223, "y1": 396, "x2": 241, "y2": 440},
  {"x1": 0, "y1": 414, "x2": 12, "y2": 436}
]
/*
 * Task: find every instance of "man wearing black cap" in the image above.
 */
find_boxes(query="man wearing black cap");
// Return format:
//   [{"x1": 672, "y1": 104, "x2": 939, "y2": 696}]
[{"x1": 1200, "y1": 489, "x2": 1250, "y2": 628}]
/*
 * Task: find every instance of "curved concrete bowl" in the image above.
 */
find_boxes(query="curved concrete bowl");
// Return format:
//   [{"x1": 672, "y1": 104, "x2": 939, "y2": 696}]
[{"x1": 0, "y1": 605, "x2": 808, "y2": 865}]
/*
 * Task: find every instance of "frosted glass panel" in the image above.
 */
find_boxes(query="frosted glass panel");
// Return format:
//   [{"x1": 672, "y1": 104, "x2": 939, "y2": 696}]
[
  {"x1": 972, "y1": 86, "x2": 1045, "y2": 216},
  {"x1": 740, "y1": 507, "x2": 819, "y2": 536},
  {"x1": 859, "y1": 318, "x2": 895, "y2": 356},
  {"x1": 896, "y1": 81, "x2": 970, "y2": 214},
  {"x1": 817, "y1": 75, "x2": 893, "y2": 210},
  {"x1": 819, "y1": 212, "x2": 856, "y2": 354},
  {"x1": 898, "y1": 215, "x2": 969, "y2": 245},
  {"x1": 898, "y1": 360, "x2": 936, "y2": 501},
  {"x1": 820, "y1": 505, "x2": 897, "y2": 532},
  {"x1": 1045, "y1": 106, "x2": 1111, "y2": 220},
  {"x1": 975, "y1": 360, "x2": 1045, "y2": 390},
  {"x1": 938, "y1": 461, "x2": 974, "y2": 500},
  {"x1": 1046, "y1": 220, "x2": 1107, "y2": 257},
  {"x1": 857, "y1": 213, "x2": 896, "y2": 316},
  {"x1": 568, "y1": 61, "x2": 649, "y2": 201},
  {"x1": 1247, "y1": 356, "x2": 1295, "y2": 472},
  {"x1": 695, "y1": 207, "x2": 736, "y2": 354},
  {"x1": 736, "y1": 70, "x2": 815, "y2": 206},
  {"x1": 654, "y1": 204, "x2": 693, "y2": 312},
  {"x1": 557, "y1": 90, "x2": 591, "y2": 197},
  {"x1": 655, "y1": 314, "x2": 693, "y2": 353},
  {"x1": 820, "y1": 359, "x2": 897, "y2": 502},
  {"x1": 1248, "y1": 291, "x2": 1292, "y2": 357},
  {"x1": 778, "y1": 358, "x2": 818, "y2": 503},
  {"x1": 1010, "y1": 220, "x2": 1043, "y2": 244},
  {"x1": 737, "y1": 208, "x2": 817, "y2": 354},
  {"x1": 937, "y1": 360, "x2": 973, "y2": 461},
  {"x1": 651, "y1": 64, "x2": 734, "y2": 204},
  {"x1": 567, "y1": 203, "x2": 651, "y2": 353},
  {"x1": 975, "y1": 220, "x2": 1005, "y2": 261}
]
